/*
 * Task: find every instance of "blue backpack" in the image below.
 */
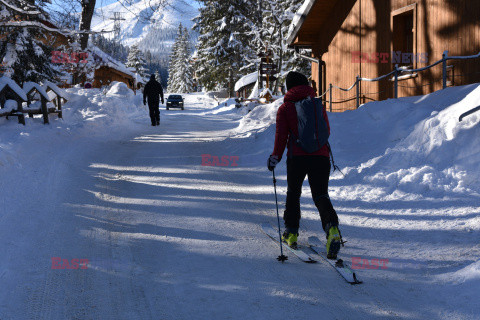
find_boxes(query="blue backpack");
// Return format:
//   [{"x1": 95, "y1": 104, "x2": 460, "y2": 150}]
[{"x1": 292, "y1": 97, "x2": 329, "y2": 153}]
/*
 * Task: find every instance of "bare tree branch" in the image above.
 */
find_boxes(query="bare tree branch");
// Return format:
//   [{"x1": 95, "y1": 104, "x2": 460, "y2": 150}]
[
  {"x1": 0, "y1": 21, "x2": 112, "y2": 36},
  {"x1": 0, "y1": 0, "x2": 41, "y2": 15}
]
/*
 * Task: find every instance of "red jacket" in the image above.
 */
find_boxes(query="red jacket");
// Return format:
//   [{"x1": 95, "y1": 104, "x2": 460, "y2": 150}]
[{"x1": 272, "y1": 85, "x2": 330, "y2": 160}]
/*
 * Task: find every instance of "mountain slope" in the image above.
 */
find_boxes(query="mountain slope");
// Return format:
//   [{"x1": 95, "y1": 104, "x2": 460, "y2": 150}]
[{"x1": 91, "y1": 0, "x2": 198, "y2": 47}]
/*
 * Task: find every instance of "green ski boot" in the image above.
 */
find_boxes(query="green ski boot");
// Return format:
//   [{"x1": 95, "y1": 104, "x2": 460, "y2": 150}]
[
  {"x1": 282, "y1": 231, "x2": 298, "y2": 249},
  {"x1": 326, "y1": 225, "x2": 341, "y2": 259}
]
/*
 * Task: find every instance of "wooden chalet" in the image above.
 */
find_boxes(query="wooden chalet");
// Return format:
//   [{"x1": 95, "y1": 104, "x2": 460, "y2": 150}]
[
  {"x1": 288, "y1": 0, "x2": 480, "y2": 112},
  {"x1": 0, "y1": 19, "x2": 135, "y2": 90},
  {"x1": 63, "y1": 47, "x2": 136, "y2": 90}
]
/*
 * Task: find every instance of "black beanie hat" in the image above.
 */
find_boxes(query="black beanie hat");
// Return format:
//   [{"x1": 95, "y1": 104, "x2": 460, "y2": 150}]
[
  {"x1": 150, "y1": 74, "x2": 156, "y2": 81},
  {"x1": 286, "y1": 71, "x2": 309, "y2": 91}
]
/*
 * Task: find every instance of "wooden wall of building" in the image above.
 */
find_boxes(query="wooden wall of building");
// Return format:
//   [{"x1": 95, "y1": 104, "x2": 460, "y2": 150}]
[
  {"x1": 312, "y1": 0, "x2": 480, "y2": 112},
  {"x1": 92, "y1": 66, "x2": 134, "y2": 89}
]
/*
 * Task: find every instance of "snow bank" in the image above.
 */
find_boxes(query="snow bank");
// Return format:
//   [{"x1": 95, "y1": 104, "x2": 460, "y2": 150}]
[
  {"x1": 235, "y1": 98, "x2": 283, "y2": 138},
  {"x1": 0, "y1": 82, "x2": 147, "y2": 168},
  {"x1": 439, "y1": 260, "x2": 480, "y2": 283},
  {"x1": 436, "y1": 259, "x2": 480, "y2": 302},
  {"x1": 335, "y1": 84, "x2": 480, "y2": 198},
  {"x1": 64, "y1": 82, "x2": 144, "y2": 130},
  {"x1": 105, "y1": 81, "x2": 135, "y2": 98},
  {"x1": 235, "y1": 83, "x2": 480, "y2": 198}
]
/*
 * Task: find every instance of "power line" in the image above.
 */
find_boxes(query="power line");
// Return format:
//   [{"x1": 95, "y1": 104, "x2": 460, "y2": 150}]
[{"x1": 110, "y1": 12, "x2": 126, "y2": 41}]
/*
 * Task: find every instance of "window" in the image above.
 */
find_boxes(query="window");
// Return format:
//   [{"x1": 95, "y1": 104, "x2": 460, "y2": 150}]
[{"x1": 392, "y1": 4, "x2": 417, "y2": 69}]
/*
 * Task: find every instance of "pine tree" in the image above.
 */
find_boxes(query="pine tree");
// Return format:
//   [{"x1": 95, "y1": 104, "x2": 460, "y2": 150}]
[
  {"x1": 0, "y1": 0, "x2": 60, "y2": 85},
  {"x1": 173, "y1": 26, "x2": 194, "y2": 93},
  {"x1": 126, "y1": 44, "x2": 148, "y2": 82},
  {"x1": 193, "y1": 0, "x2": 257, "y2": 94},
  {"x1": 167, "y1": 24, "x2": 183, "y2": 92},
  {"x1": 167, "y1": 25, "x2": 194, "y2": 93}
]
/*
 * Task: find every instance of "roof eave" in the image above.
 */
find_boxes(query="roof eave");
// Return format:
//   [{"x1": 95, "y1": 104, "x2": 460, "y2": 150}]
[{"x1": 286, "y1": 0, "x2": 318, "y2": 47}]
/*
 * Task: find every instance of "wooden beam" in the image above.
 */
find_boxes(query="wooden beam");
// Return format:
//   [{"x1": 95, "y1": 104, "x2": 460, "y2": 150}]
[{"x1": 315, "y1": 0, "x2": 358, "y2": 55}]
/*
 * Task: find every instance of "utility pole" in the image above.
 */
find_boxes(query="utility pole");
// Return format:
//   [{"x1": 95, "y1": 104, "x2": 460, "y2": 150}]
[{"x1": 110, "y1": 12, "x2": 126, "y2": 41}]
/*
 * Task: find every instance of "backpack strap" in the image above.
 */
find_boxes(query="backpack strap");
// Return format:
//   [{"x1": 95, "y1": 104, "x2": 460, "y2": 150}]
[{"x1": 326, "y1": 142, "x2": 345, "y2": 176}]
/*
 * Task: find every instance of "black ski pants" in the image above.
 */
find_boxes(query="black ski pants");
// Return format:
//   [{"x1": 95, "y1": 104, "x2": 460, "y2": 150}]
[
  {"x1": 284, "y1": 155, "x2": 338, "y2": 234},
  {"x1": 148, "y1": 102, "x2": 160, "y2": 125}
]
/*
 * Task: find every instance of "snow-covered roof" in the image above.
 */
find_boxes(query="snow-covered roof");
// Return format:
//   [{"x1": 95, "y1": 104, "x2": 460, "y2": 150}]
[
  {"x1": 0, "y1": 77, "x2": 28, "y2": 101},
  {"x1": 43, "y1": 81, "x2": 68, "y2": 100},
  {"x1": 91, "y1": 46, "x2": 135, "y2": 78},
  {"x1": 234, "y1": 72, "x2": 258, "y2": 92},
  {"x1": 23, "y1": 82, "x2": 52, "y2": 101},
  {"x1": 247, "y1": 81, "x2": 259, "y2": 99},
  {"x1": 259, "y1": 88, "x2": 273, "y2": 97},
  {"x1": 286, "y1": 0, "x2": 317, "y2": 46}
]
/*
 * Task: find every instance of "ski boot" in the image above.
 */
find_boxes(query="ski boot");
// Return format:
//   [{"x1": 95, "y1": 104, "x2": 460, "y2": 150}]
[
  {"x1": 282, "y1": 230, "x2": 298, "y2": 249},
  {"x1": 326, "y1": 224, "x2": 342, "y2": 260}
]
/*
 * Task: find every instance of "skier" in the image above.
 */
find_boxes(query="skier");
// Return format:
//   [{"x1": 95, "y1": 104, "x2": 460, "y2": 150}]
[
  {"x1": 267, "y1": 71, "x2": 342, "y2": 259},
  {"x1": 143, "y1": 74, "x2": 164, "y2": 126}
]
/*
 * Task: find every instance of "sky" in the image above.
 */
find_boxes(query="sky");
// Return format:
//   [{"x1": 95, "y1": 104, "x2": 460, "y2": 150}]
[{"x1": 48, "y1": 0, "x2": 201, "y2": 14}]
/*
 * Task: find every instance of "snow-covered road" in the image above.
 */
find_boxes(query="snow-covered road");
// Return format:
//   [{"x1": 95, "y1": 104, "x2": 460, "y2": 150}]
[{"x1": 1, "y1": 87, "x2": 479, "y2": 319}]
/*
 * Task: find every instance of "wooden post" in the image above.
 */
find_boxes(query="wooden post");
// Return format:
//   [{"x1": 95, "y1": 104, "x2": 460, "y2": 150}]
[
  {"x1": 329, "y1": 83, "x2": 333, "y2": 112},
  {"x1": 442, "y1": 51, "x2": 448, "y2": 89},
  {"x1": 16, "y1": 98, "x2": 25, "y2": 125},
  {"x1": 57, "y1": 96, "x2": 63, "y2": 119},
  {"x1": 41, "y1": 96, "x2": 49, "y2": 124},
  {"x1": 356, "y1": 76, "x2": 360, "y2": 108},
  {"x1": 394, "y1": 64, "x2": 399, "y2": 99},
  {"x1": 26, "y1": 91, "x2": 34, "y2": 118}
]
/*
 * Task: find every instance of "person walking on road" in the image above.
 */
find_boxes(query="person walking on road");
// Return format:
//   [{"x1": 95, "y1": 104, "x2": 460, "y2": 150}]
[
  {"x1": 267, "y1": 71, "x2": 342, "y2": 259},
  {"x1": 143, "y1": 74, "x2": 164, "y2": 126}
]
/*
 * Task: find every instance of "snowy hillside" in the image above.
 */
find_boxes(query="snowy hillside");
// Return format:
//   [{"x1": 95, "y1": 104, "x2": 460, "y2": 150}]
[
  {"x1": 91, "y1": 0, "x2": 198, "y2": 47},
  {"x1": 1, "y1": 83, "x2": 479, "y2": 319}
]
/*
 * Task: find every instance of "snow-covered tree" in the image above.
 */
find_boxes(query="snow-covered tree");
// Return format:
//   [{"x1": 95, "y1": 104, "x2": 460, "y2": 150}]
[
  {"x1": 167, "y1": 24, "x2": 182, "y2": 92},
  {"x1": 0, "y1": 0, "x2": 60, "y2": 85},
  {"x1": 193, "y1": 0, "x2": 257, "y2": 94},
  {"x1": 168, "y1": 25, "x2": 194, "y2": 93},
  {"x1": 126, "y1": 44, "x2": 148, "y2": 81},
  {"x1": 255, "y1": 0, "x2": 310, "y2": 92}
]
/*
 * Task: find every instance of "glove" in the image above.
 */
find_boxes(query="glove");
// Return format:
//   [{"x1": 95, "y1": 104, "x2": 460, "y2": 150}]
[
  {"x1": 267, "y1": 155, "x2": 279, "y2": 171},
  {"x1": 143, "y1": 100, "x2": 146, "y2": 106},
  {"x1": 161, "y1": 99, "x2": 164, "y2": 104}
]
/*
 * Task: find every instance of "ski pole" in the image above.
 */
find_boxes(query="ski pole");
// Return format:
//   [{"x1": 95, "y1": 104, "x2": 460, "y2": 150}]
[{"x1": 272, "y1": 169, "x2": 288, "y2": 262}]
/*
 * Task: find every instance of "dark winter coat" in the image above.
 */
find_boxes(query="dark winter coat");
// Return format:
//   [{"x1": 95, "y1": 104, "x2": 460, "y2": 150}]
[
  {"x1": 143, "y1": 79, "x2": 164, "y2": 105},
  {"x1": 271, "y1": 85, "x2": 330, "y2": 160}
]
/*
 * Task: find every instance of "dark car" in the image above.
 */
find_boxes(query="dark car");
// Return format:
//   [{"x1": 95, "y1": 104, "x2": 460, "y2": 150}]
[{"x1": 166, "y1": 95, "x2": 185, "y2": 110}]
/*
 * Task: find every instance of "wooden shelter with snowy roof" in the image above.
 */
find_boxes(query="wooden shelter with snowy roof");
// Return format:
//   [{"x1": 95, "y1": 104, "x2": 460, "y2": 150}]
[
  {"x1": 23, "y1": 82, "x2": 54, "y2": 124},
  {"x1": 43, "y1": 81, "x2": 67, "y2": 119},
  {"x1": 0, "y1": 77, "x2": 27, "y2": 125},
  {"x1": 234, "y1": 72, "x2": 258, "y2": 98}
]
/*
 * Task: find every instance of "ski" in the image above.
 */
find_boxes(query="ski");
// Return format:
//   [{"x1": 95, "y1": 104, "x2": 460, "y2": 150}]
[
  {"x1": 261, "y1": 223, "x2": 316, "y2": 263},
  {"x1": 307, "y1": 236, "x2": 362, "y2": 285}
]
